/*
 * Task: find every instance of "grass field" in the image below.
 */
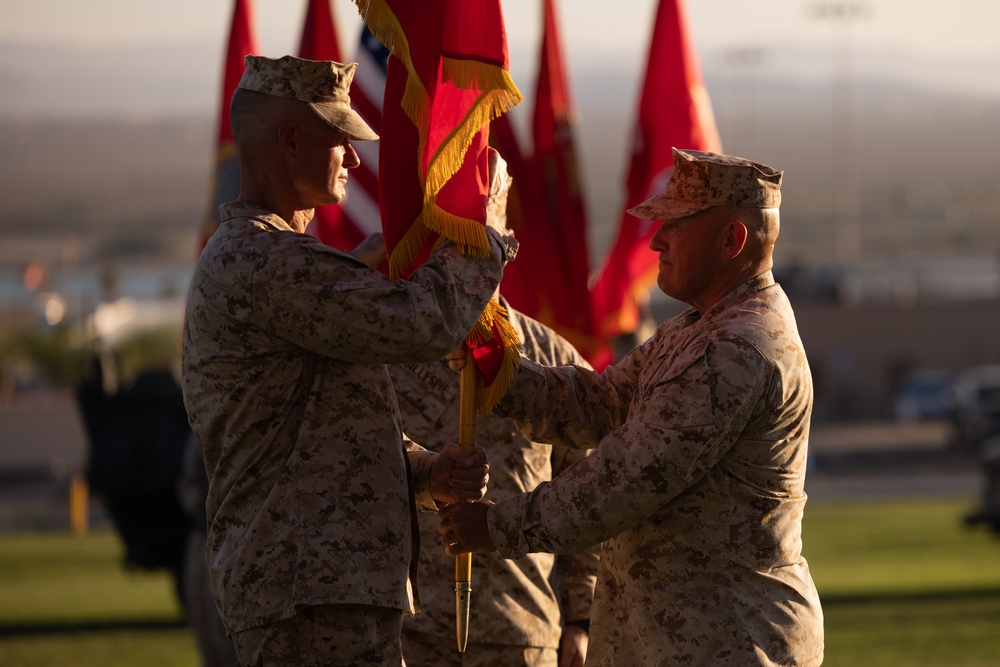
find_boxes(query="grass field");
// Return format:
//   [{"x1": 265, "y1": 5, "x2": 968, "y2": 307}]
[
  {"x1": 0, "y1": 529, "x2": 195, "y2": 667},
  {"x1": 1, "y1": 497, "x2": 999, "y2": 666},
  {"x1": 804, "y1": 499, "x2": 1000, "y2": 666}
]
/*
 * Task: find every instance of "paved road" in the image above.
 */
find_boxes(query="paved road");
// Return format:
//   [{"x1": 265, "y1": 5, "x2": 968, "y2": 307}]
[{"x1": 805, "y1": 419, "x2": 981, "y2": 501}]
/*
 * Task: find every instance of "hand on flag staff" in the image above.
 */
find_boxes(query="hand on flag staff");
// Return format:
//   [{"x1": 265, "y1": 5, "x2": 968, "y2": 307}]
[{"x1": 427, "y1": 443, "x2": 491, "y2": 505}]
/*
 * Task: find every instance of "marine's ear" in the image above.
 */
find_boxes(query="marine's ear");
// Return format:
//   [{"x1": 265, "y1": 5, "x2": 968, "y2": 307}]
[{"x1": 720, "y1": 219, "x2": 748, "y2": 261}]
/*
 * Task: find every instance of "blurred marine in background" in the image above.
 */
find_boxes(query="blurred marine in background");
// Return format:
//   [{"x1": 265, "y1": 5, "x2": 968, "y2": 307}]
[{"x1": 390, "y1": 297, "x2": 598, "y2": 667}]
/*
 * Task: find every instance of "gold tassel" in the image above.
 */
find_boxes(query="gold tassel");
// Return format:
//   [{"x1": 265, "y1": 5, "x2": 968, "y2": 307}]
[
  {"x1": 442, "y1": 56, "x2": 523, "y2": 95},
  {"x1": 423, "y1": 201, "x2": 491, "y2": 259},
  {"x1": 468, "y1": 299, "x2": 521, "y2": 414},
  {"x1": 352, "y1": 0, "x2": 405, "y2": 54},
  {"x1": 388, "y1": 218, "x2": 432, "y2": 282},
  {"x1": 355, "y1": 0, "x2": 524, "y2": 394}
]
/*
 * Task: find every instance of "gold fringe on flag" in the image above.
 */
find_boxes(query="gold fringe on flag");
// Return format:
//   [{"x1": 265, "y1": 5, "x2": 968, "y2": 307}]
[
  {"x1": 354, "y1": 0, "x2": 524, "y2": 412},
  {"x1": 467, "y1": 299, "x2": 521, "y2": 413}
]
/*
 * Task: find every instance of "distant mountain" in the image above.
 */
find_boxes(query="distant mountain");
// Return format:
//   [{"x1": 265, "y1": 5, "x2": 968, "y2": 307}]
[
  {"x1": 0, "y1": 40, "x2": 217, "y2": 118},
  {"x1": 0, "y1": 117, "x2": 211, "y2": 265},
  {"x1": 1, "y1": 41, "x2": 998, "y2": 268},
  {"x1": 568, "y1": 69, "x2": 1000, "y2": 264}
]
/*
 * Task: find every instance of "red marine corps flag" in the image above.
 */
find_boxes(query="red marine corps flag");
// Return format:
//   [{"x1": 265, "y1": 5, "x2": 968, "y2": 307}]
[
  {"x1": 197, "y1": 0, "x2": 260, "y2": 254},
  {"x1": 500, "y1": 0, "x2": 610, "y2": 368},
  {"x1": 297, "y1": 0, "x2": 343, "y2": 62},
  {"x1": 589, "y1": 0, "x2": 721, "y2": 351},
  {"x1": 352, "y1": 0, "x2": 522, "y2": 409},
  {"x1": 351, "y1": 0, "x2": 522, "y2": 652}
]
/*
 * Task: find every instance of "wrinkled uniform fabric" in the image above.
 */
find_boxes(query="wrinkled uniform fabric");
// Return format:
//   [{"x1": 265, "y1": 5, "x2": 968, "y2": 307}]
[
  {"x1": 400, "y1": 627, "x2": 555, "y2": 667},
  {"x1": 390, "y1": 304, "x2": 599, "y2": 659},
  {"x1": 230, "y1": 603, "x2": 402, "y2": 667},
  {"x1": 182, "y1": 201, "x2": 513, "y2": 636},
  {"x1": 488, "y1": 272, "x2": 824, "y2": 666}
]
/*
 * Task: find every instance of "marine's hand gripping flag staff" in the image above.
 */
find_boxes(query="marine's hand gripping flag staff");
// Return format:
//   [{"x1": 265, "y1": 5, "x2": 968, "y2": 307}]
[{"x1": 351, "y1": 0, "x2": 522, "y2": 652}]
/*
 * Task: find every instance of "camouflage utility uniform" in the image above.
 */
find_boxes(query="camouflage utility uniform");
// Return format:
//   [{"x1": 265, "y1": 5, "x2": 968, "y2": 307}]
[
  {"x1": 486, "y1": 273, "x2": 824, "y2": 666},
  {"x1": 182, "y1": 202, "x2": 514, "y2": 640},
  {"x1": 390, "y1": 302, "x2": 599, "y2": 666}
]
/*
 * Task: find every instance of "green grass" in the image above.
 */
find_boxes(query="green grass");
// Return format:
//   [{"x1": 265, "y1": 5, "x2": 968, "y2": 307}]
[
  {"x1": 0, "y1": 630, "x2": 197, "y2": 667},
  {"x1": 0, "y1": 529, "x2": 197, "y2": 667},
  {"x1": 804, "y1": 498, "x2": 1000, "y2": 667},
  {"x1": 2, "y1": 499, "x2": 1000, "y2": 666}
]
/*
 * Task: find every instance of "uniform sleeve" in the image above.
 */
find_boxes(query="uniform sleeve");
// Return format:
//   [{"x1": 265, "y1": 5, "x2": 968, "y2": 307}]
[
  {"x1": 504, "y1": 305, "x2": 600, "y2": 620},
  {"x1": 404, "y1": 436, "x2": 438, "y2": 511},
  {"x1": 488, "y1": 336, "x2": 773, "y2": 558},
  {"x1": 549, "y1": 446, "x2": 600, "y2": 623},
  {"x1": 496, "y1": 335, "x2": 652, "y2": 449},
  {"x1": 250, "y1": 230, "x2": 510, "y2": 364}
]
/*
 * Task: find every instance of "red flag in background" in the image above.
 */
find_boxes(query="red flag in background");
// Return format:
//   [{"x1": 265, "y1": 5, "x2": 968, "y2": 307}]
[
  {"x1": 589, "y1": 0, "x2": 721, "y2": 349},
  {"x1": 531, "y1": 0, "x2": 606, "y2": 366},
  {"x1": 355, "y1": 0, "x2": 523, "y2": 410},
  {"x1": 500, "y1": 0, "x2": 609, "y2": 368},
  {"x1": 298, "y1": 0, "x2": 342, "y2": 62},
  {"x1": 486, "y1": 111, "x2": 550, "y2": 315},
  {"x1": 197, "y1": 0, "x2": 260, "y2": 254}
]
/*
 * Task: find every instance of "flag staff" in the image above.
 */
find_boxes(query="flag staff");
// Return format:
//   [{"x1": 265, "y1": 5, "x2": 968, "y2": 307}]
[
  {"x1": 455, "y1": 345, "x2": 479, "y2": 652},
  {"x1": 348, "y1": 0, "x2": 523, "y2": 651}
]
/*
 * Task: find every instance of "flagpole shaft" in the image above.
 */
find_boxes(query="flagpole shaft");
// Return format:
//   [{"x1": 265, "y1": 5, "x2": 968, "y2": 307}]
[{"x1": 455, "y1": 345, "x2": 478, "y2": 653}]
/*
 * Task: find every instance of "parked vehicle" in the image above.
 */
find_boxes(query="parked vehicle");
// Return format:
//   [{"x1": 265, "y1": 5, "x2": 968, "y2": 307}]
[{"x1": 891, "y1": 368, "x2": 954, "y2": 422}]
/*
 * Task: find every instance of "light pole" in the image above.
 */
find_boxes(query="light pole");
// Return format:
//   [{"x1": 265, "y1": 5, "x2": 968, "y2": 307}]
[{"x1": 811, "y1": 2, "x2": 870, "y2": 265}]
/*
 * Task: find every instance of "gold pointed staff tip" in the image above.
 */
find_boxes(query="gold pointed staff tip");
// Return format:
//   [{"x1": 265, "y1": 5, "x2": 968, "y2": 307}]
[{"x1": 455, "y1": 580, "x2": 472, "y2": 653}]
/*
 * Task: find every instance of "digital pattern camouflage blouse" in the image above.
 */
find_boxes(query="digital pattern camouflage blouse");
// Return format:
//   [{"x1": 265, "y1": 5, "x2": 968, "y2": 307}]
[
  {"x1": 487, "y1": 272, "x2": 824, "y2": 666},
  {"x1": 182, "y1": 201, "x2": 515, "y2": 636}
]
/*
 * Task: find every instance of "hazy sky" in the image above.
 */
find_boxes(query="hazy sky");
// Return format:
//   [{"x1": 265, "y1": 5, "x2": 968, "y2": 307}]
[
  {"x1": 2, "y1": 0, "x2": 996, "y2": 62},
  {"x1": 1, "y1": 0, "x2": 999, "y2": 119}
]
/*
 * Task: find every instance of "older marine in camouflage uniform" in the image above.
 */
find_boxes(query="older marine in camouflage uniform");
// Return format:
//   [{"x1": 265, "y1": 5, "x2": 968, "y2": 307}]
[
  {"x1": 440, "y1": 149, "x2": 824, "y2": 666},
  {"x1": 390, "y1": 299, "x2": 599, "y2": 667},
  {"x1": 182, "y1": 55, "x2": 516, "y2": 666}
]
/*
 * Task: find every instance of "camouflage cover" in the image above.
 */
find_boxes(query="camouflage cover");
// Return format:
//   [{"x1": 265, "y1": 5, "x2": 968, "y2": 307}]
[
  {"x1": 238, "y1": 54, "x2": 379, "y2": 141},
  {"x1": 627, "y1": 147, "x2": 782, "y2": 220}
]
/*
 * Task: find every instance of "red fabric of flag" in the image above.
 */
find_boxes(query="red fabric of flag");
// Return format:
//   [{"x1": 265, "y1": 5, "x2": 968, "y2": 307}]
[
  {"x1": 197, "y1": 0, "x2": 260, "y2": 255},
  {"x1": 298, "y1": 0, "x2": 342, "y2": 63},
  {"x1": 354, "y1": 0, "x2": 523, "y2": 410},
  {"x1": 531, "y1": 0, "x2": 608, "y2": 367},
  {"x1": 486, "y1": 112, "x2": 549, "y2": 320},
  {"x1": 499, "y1": 0, "x2": 611, "y2": 369},
  {"x1": 589, "y1": 0, "x2": 721, "y2": 348}
]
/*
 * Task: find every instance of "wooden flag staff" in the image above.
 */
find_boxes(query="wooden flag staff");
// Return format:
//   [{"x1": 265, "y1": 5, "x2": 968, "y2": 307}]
[{"x1": 455, "y1": 345, "x2": 479, "y2": 652}]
